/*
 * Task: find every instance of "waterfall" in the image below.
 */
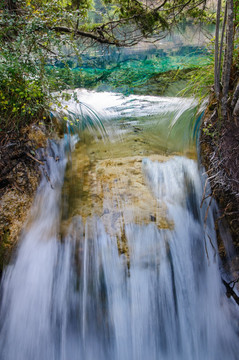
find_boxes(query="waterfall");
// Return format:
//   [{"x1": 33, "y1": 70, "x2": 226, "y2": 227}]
[{"x1": 0, "y1": 91, "x2": 238, "y2": 360}]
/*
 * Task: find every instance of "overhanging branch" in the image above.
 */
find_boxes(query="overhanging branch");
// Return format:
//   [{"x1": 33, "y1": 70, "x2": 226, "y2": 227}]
[{"x1": 50, "y1": 26, "x2": 122, "y2": 46}]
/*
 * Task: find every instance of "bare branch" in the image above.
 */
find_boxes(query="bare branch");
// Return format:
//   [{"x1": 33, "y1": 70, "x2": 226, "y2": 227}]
[
  {"x1": 50, "y1": 26, "x2": 122, "y2": 46},
  {"x1": 222, "y1": 278, "x2": 239, "y2": 305}
]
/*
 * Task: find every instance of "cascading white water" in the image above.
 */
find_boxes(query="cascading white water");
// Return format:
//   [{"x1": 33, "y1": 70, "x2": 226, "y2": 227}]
[{"x1": 0, "y1": 91, "x2": 238, "y2": 360}]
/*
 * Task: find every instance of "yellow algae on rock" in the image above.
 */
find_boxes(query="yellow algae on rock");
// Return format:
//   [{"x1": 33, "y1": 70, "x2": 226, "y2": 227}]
[
  {"x1": 61, "y1": 140, "x2": 174, "y2": 240},
  {"x1": 94, "y1": 155, "x2": 174, "y2": 235},
  {"x1": 0, "y1": 165, "x2": 40, "y2": 271}
]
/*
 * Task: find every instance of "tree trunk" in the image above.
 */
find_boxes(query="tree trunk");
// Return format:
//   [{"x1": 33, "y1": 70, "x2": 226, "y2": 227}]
[
  {"x1": 214, "y1": 0, "x2": 221, "y2": 100},
  {"x1": 4, "y1": 0, "x2": 19, "y2": 11},
  {"x1": 233, "y1": 99, "x2": 239, "y2": 119},
  {"x1": 218, "y1": 3, "x2": 227, "y2": 86},
  {"x1": 231, "y1": 80, "x2": 239, "y2": 109},
  {"x1": 221, "y1": 0, "x2": 234, "y2": 120}
]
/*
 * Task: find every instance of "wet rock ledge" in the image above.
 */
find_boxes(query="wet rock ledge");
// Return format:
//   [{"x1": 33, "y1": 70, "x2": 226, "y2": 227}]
[{"x1": 0, "y1": 126, "x2": 47, "y2": 274}]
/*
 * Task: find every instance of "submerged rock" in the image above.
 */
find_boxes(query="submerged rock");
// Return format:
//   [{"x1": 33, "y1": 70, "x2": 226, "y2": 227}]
[{"x1": 60, "y1": 132, "x2": 175, "y2": 259}]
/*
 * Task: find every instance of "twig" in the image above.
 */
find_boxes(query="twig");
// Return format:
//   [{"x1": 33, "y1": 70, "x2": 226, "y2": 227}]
[
  {"x1": 25, "y1": 152, "x2": 44, "y2": 165},
  {"x1": 222, "y1": 278, "x2": 239, "y2": 306},
  {"x1": 204, "y1": 235, "x2": 210, "y2": 262},
  {"x1": 200, "y1": 177, "x2": 209, "y2": 208},
  {"x1": 43, "y1": 168, "x2": 54, "y2": 189},
  {"x1": 228, "y1": 277, "x2": 239, "y2": 289},
  {"x1": 13, "y1": 182, "x2": 23, "y2": 192},
  {"x1": 204, "y1": 196, "x2": 213, "y2": 225},
  {"x1": 206, "y1": 232, "x2": 217, "y2": 262}
]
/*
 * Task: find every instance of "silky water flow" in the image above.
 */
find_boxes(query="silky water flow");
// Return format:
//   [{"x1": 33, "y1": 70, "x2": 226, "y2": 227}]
[{"x1": 0, "y1": 91, "x2": 238, "y2": 360}]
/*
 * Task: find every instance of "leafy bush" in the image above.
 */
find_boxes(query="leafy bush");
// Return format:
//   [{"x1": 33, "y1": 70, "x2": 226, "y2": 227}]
[
  {"x1": 0, "y1": 1, "x2": 80, "y2": 132},
  {"x1": 0, "y1": 55, "x2": 48, "y2": 131}
]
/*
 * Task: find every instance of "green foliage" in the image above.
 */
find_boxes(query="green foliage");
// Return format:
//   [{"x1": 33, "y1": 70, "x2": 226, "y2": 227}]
[
  {"x1": 0, "y1": 59, "x2": 47, "y2": 130},
  {"x1": 0, "y1": 0, "x2": 217, "y2": 131},
  {"x1": 202, "y1": 122, "x2": 216, "y2": 138},
  {"x1": 179, "y1": 49, "x2": 214, "y2": 101},
  {"x1": 0, "y1": 0, "x2": 82, "y2": 131},
  {"x1": 0, "y1": 42, "x2": 48, "y2": 130}
]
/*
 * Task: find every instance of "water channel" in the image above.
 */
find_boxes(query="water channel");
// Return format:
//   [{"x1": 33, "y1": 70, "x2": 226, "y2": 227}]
[{"x1": 0, "y1": 90, "x2": 238, "y2": 360}]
